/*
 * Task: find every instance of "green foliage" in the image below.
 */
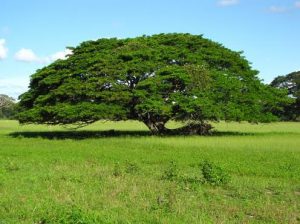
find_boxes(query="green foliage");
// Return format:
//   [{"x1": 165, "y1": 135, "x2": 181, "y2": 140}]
[
  {"x1": 200, "y1": 160, "x2": 230, "y2": 186},
  {"x1": 125, "y1": 161, "x2": 140, "y2": 174},
  {"x1": 113, "y1": 161, "x2": 140, "y2": 176},
  {"x1": 270, "y1": 71, "x2": 300, "y2": 121},
  {"x1": 18, "y1": 33, "x2": 290, "y2": 133},
  {"x1": 113, "y1": 162, "x2": 122, "y2": 177},
  {"x1": 162, "y1": 161, "x2": 179, "y2": 181}
]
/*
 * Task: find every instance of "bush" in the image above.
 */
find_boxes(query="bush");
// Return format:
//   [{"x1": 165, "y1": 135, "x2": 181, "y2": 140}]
[
  {"x1": 125, "y1": 161, "x2": 139, "y2": 174},
  {"x1": 162, "y1": 161, "x2": 178, "y2": 181},
  {"x1": 113, "y1": 162, "x2": 122, "y2": 177},
  {"x1": 200, "y1": 160, "x2": 230, "y2": 186}
]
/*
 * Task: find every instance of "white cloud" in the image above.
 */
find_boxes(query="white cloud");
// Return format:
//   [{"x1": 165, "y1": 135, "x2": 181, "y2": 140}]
[
  {"x1": 50, "y1": 49, "x2": 73, "y2": 61},
  {"x1": 269, "y1": 6, "x2": 288, "y2": 13},
  {"x1": 14, "y1": 48, "x2": 73, "y2": 63},
  {"x1": 0, "y1": 39, "x2": 8, "y2": 60},
  {"x1": 0, "y1": 77, "x2": 29, "y2": 99},
  {"x1": 15, "y1": 48, "x2": 39, "y2": 62},
  {"x1": 268, "y1": 2, "x2": 300, "y2": 13},
  {"x1": 217, "y1": 0, "x2": 239, "y2": 6}
]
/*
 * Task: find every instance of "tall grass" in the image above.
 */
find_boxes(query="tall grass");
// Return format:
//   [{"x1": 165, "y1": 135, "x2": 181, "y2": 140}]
[{"x1": 0, "y1": 120, "x2": 299, "y2": 223}]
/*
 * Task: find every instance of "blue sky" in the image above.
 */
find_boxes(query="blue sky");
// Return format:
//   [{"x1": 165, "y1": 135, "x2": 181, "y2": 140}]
[{"x1": 1, "y1": 0, "x2": 300, "y2": 98}]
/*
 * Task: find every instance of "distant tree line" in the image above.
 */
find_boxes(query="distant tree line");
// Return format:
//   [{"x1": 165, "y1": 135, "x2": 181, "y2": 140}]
[
  {"x1": 0, "y1": 94, "x2": 17, "y2": 119},
  {"x1": 270, "y1": 71, "x2": 300, "y2": 121}
]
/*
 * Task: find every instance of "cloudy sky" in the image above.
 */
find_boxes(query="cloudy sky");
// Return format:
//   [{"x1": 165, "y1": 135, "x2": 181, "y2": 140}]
[{"x1": 1, "y1": 0, "x2": 300, "y2": 98}]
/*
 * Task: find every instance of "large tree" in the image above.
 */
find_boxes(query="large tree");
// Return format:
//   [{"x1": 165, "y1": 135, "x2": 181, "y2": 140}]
[
  {"x1": 18, "y1": 33, "x2": 290, "y2": 134},
  {"x1": 270, "y1": 71, "x2": 300, "y2": 121}
]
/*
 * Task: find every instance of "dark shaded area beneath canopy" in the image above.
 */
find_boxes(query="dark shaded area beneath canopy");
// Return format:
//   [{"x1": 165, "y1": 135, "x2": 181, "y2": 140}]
[{"x1": 8, "y1": 130, "x2": 256, "y2": 140}]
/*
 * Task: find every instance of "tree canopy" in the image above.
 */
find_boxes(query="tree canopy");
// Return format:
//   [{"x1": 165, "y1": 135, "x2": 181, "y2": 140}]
[
  {"x1": 270, "y1": 71, "x2": 300, "y2": 121},
  {"x1": 18, "y1": 33, "x2": 291, "y2": 134}
]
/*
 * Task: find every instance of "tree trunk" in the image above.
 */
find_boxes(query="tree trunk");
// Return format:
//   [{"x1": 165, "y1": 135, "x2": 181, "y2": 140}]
[
  {"x1": 140, "y1": 112, "x2": 212, "y2": 135},
  {"x1": 140, "y1": 113, "x2": 170, "y2": 135},
  {"x1": 143, "y1": 120, "x2": 168, "y2": 135}
]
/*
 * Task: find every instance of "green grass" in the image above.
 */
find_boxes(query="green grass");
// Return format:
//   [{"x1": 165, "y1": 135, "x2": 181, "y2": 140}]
[{"x1": 0, "y1": 120, "x2": 300, "y2": 223}]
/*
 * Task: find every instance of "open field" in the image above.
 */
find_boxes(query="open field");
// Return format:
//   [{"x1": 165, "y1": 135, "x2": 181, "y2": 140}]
[{"x1": 0, "y1": 120, "x2": 300, "y2": 223}]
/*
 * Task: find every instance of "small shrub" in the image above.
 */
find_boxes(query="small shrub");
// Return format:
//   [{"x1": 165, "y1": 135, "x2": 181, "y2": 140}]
[
  {"x1": 113, "y1": 162, "x2": 122, "y2": 177},
  {"x1": 162, "y1": 161, "x2": 178, "y2": 181},
  {"x1": 125, "y1": 161, "x2": 139, "y2": 174},
  {"x1": 200, "y1": 160, "x2": 230, "y2": 186}
]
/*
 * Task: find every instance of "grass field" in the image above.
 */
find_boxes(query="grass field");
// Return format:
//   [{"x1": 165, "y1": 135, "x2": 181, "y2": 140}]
[{"x1": 0, "y1": 120, "x2": 300, "y2": 223}]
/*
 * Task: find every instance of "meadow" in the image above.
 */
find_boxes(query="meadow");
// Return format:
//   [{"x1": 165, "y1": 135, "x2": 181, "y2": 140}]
[{"x1": 0, "y1": 120, "x2": 299, "y2": 223}]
